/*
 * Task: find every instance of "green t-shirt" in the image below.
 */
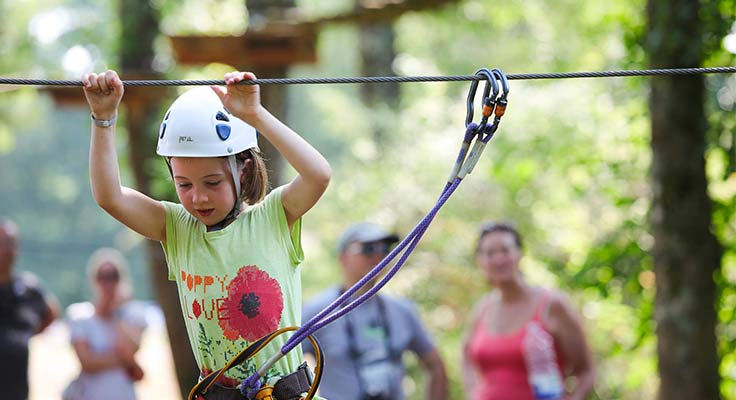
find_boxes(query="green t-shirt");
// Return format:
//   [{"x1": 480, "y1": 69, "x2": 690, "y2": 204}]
[{"x1": 161, "y1": 186, "x2": 305, "y2": 384}]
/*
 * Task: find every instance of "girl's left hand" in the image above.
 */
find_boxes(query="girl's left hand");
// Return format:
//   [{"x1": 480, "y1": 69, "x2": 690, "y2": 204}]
[{"x1": 211, "y1": 71, "x2": 264, "y2": 123}]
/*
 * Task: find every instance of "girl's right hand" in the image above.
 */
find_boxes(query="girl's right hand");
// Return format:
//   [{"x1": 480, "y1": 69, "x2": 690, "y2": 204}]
[
  {"x1": 82, "y1": 70, "x2": 124, "y2": 120},
  {"x1": 212, "y1": 71, "x2": 265, "y2": 124}
]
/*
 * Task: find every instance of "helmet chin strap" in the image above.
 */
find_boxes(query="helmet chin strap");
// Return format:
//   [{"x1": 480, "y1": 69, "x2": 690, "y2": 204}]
[
  {"x1": 208, "y1": 155, "x2": 242, "y2": 232},
  {"x1": 225, "y1": 154, "x2": 242, "y2": 220},
  {"x1": 228, "y1": 155, "x2": 241, "y2": 199}
]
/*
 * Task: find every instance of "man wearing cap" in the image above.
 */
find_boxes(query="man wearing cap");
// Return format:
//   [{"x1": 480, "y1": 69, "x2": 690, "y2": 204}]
[{"x1": 302, "y1": 222, "x2": 448, "y2": 400}]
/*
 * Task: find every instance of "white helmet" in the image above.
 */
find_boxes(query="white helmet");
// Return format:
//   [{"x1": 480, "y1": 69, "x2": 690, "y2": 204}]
[
  {"x1": 157, "y1": 87, "x2": 258, "y2": 219},
  {"x1": 156, "y1": 86, "x2": 258, "y2": 157}
]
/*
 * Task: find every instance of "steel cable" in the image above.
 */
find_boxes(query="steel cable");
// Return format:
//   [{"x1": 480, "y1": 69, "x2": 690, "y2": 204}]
[{"x1": 1, "y1": 66, "x2": 735, "y2": 87}]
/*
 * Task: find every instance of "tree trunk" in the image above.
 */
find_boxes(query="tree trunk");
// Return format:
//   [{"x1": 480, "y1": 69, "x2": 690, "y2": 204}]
[
  {"x1": 119, "y1": 1, "x2": 198, "y2": 397},
  {"x1": 246, "y1": 1, "x2": 297, "y2": 186},
  {"x1": 356, "y1": 2, "x2": 399, "y2": 143},
  {"x1": 358, "y1": 22, "x2": 398, "y2": 108},
  {"x1": 646, "y1": 1, "x2": 722, "y2": 399}
]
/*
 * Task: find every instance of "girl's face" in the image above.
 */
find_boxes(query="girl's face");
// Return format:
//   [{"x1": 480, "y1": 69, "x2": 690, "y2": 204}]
[
  {"x1": 476, "y1": 231, "x2": 522, "y2": 285},
  {"x1": 170, "y1": 157, "x2": 239, "y2": 226}
]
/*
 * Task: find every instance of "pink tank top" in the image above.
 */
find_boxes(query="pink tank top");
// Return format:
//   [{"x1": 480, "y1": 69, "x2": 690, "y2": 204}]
[{"x1": 466, "y1": 292, "x2": 565, "y2": 400}]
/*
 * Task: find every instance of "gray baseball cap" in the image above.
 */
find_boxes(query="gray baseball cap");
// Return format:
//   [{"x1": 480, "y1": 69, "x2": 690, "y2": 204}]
[{"x1": 337, "y1": 222, "x2": 400, "y2": 254}]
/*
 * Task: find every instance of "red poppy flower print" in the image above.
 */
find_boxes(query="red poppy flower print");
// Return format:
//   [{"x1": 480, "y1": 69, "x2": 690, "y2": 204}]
[{"x1": 219, "y1": 265, "x2": 284, "y2": 342}]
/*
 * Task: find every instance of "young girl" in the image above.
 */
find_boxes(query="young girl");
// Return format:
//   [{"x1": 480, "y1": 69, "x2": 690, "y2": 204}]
[{"x1": 82, "y1": 70, "x2": 331, "y2": 397}]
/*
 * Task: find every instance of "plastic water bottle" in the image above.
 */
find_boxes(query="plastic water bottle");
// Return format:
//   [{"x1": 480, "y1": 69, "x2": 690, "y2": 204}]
[{"x1": 523, "y1": 321, "x2": 564, "y2": 400}]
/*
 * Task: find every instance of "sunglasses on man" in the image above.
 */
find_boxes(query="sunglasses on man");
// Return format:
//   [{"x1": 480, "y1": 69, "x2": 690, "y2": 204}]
[{"x1": 349, "y1": 241, "x2": 392, "y2": 257}]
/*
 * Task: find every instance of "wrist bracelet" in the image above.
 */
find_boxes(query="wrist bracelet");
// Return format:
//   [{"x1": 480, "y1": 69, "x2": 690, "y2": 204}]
[{"x1": 91, "y1": 113, "x2": 117, "y2": 128}]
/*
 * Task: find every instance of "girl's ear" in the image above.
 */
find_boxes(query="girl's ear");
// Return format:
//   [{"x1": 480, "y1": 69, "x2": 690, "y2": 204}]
[{"x1": 243, "y1": 157, "x2": 253, "y2": 169}]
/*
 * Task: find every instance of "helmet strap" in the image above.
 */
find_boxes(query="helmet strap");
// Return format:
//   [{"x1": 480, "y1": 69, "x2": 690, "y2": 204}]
[
  {"x1": 225, "y1": 154, "x2": 243, "y2": 220},
  {"x1": 228, "y1": 155, "x2": 241, "y2": 200}
]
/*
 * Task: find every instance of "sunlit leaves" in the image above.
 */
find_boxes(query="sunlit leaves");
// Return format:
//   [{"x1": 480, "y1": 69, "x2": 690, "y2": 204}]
[{"x1": 158, "y1": 0, "x2": 248, "y2": 35}]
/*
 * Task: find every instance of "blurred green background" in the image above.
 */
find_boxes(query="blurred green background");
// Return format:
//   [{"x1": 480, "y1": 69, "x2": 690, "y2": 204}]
[{"x1": 1, "y1": 0, "x2": 735, "y2": 399}]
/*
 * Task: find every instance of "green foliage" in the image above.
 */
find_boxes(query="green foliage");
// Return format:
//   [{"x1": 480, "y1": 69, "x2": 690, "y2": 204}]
[
  {"x1": 286, "y1": 1, "x2": 669, "y2": 398},
  {"x1": 701, "y1": 3, "x2": 736, "y2": 397},
  {"x1": 289, "y1": 1, "x2": 731, "y2": 398},
  {"x1": 0, "y1": 101, "x2": 152, "y2": 306},
  {"x1": 0, "y1": 0, "x2": 151, "y2": 308},
  {"x1": 157, "y1": 0, "x2": 248, "y2": 35}
]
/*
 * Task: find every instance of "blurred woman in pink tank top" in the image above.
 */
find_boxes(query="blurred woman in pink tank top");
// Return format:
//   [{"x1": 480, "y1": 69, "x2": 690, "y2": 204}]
[{"x1": 462, "y1": 223, "x2": 595, "y2": 400}]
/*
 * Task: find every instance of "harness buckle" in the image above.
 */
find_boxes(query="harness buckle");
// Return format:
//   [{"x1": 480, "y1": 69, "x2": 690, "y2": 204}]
[{"x1": 271, "y1": 362, "x2": 313, "y2": 400}]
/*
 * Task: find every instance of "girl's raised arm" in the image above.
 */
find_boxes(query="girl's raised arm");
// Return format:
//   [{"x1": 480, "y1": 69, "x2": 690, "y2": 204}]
[
  {"x1": 212, "y1": 72, "x2": 332, "y2": 229},
  {"x1": 84, "y1": 70, "x2": 167, "y2": 242}
]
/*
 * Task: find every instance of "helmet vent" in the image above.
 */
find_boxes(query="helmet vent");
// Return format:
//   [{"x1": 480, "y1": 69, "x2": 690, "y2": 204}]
[
  {"x1": 160, "y1": 123, "x2": 167, "y2": 139},
  {"x1": 216, "y1": 124, "x2": 231, "y2": 141},
  {"x1": 216, "y1": 111, "x2": 230, "y2": 122}
]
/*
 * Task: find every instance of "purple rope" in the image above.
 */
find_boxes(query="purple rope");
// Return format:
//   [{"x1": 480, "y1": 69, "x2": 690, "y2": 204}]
[
  {"x1": 239, "y1": 69, "x2": 510, "y2": 395},
  {"x1": 238, "y1": 180, "x2": 461, "y2": 394},
  {"x1": 242, "y1": 379, "x2": 261, "y2": 398},
  {"x1": 283, "y1": 178, "x2": 461, "y2": 353},
  {"x1": 239, "y1": 119, "x2": 500, "y2": 396},
  {"x1": 239, "y1": 124, "x2": 484, "y2": 394},
  {"x1": 284, "y1": 124, "x2": 492, "y2": 351}
]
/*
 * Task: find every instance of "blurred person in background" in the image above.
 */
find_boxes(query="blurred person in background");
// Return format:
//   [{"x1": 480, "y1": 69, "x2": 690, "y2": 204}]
[
  {"x1": 0, "y1": 217, "x2": 59, "y2": 400},
  {"x1": 63, "y1": 248, "x2": 148, "y2": 400},
  {"x1": 302, "y1": 222, "x2": 448, "y2": 400},
  {"x1": 462, "y1": 222, "x2": 595, "y2": 400}
]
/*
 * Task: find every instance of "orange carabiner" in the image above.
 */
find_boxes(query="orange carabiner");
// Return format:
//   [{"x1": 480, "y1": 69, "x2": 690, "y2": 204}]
[{"x1": 253, "y1": 385, "x2": 275, "y2": 400}]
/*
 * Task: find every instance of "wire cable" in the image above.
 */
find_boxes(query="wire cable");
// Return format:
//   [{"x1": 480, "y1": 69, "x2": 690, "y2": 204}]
[{"x1": 0, "y1": 66, "x2": 735, "y2": 87}]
